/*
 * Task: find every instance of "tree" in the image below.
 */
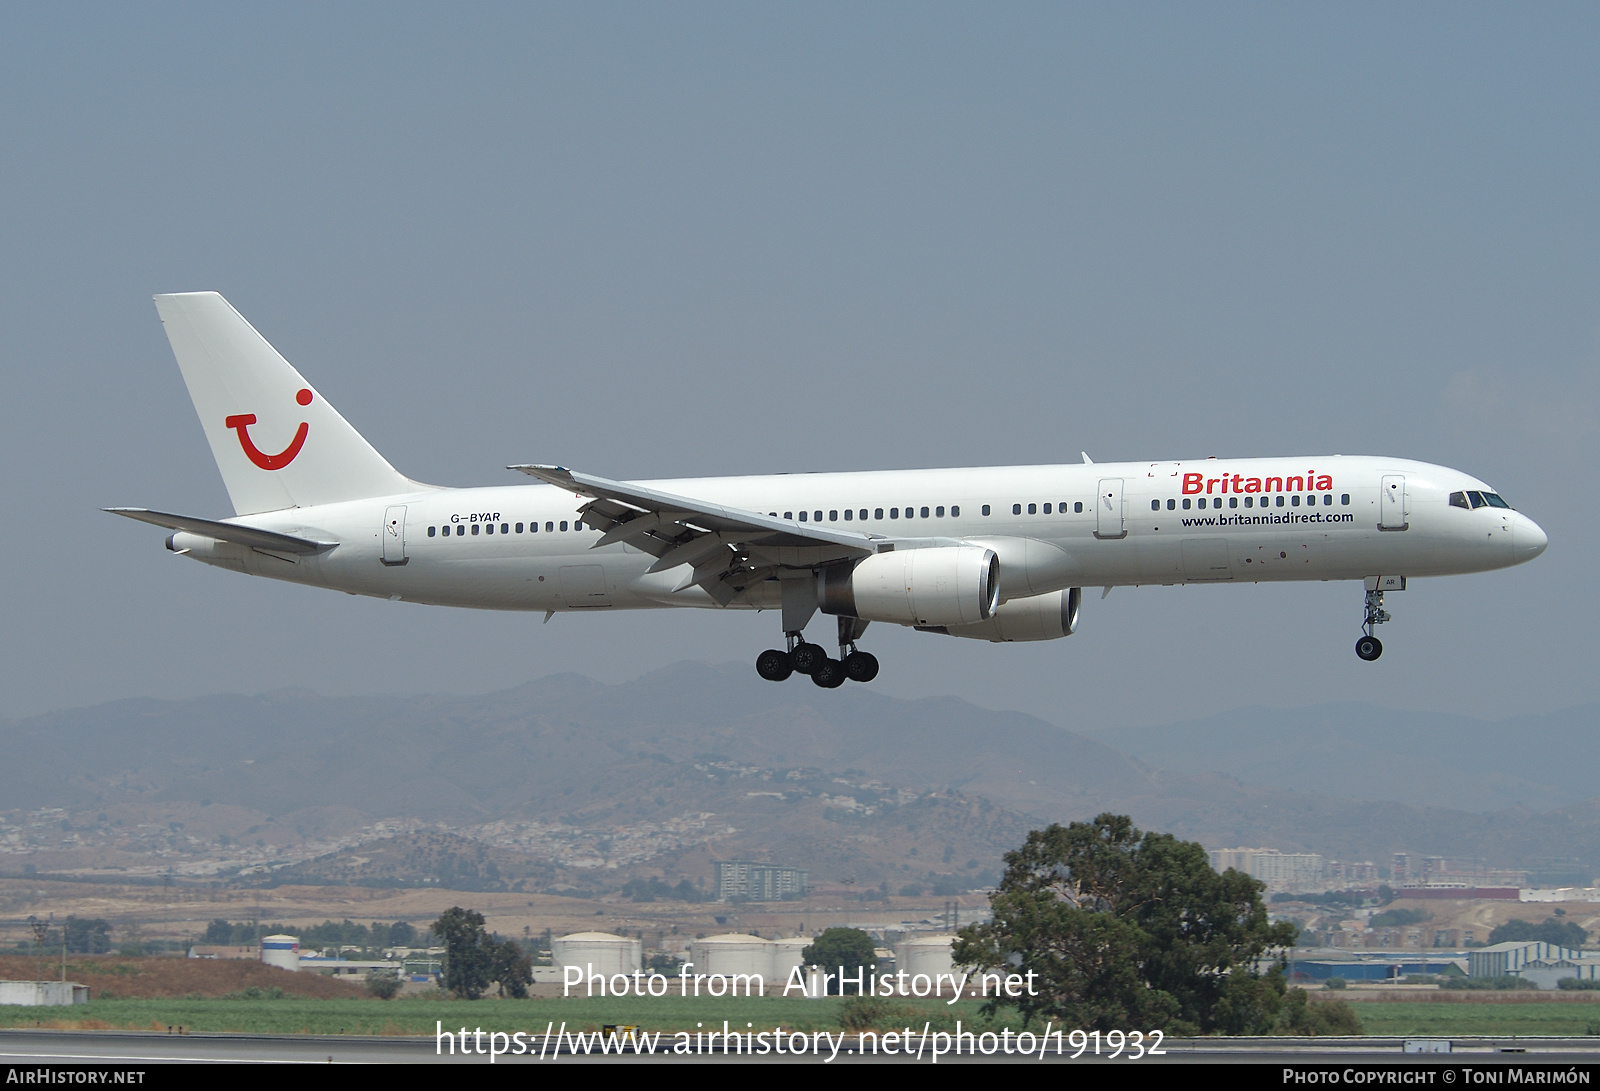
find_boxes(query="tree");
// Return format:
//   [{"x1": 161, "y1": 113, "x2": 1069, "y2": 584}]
[
  {"x1": 801, "y1": 928, "x2": 877, "y2": 994},
  {"x1": 1489, "y1": 917, "x2": 1589, "y2": 949},
  {"x1": 433, "y1": 907, "x2": 492, "y2": 999},
  {"x1": 953, "y1": 814, "x2": 1298, "y2": 1034},
  {"x1": 490, "y1": 940, "x2": 533, "y2": 999},
  {"x1": 64, "y1": 917, "x2": 111, "y2": 954}
]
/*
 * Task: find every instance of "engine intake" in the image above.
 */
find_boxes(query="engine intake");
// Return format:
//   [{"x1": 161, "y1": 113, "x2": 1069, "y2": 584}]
[{"x1": 819, "y1": 546, "x2": 999, "y2": 627}]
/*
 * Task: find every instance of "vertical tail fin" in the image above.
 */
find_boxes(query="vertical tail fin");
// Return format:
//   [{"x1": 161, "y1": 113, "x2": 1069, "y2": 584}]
[{"x1": 154, "y1": 292, "x2": 416, "y2": 515}]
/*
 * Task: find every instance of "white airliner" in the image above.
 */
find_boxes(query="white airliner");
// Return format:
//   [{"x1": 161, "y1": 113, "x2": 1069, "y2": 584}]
[{"x1": 110, "y1": 293, "x2": 1548, "y2": 686}]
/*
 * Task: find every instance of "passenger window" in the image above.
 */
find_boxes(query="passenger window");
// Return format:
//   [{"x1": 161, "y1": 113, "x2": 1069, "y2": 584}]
[
  {"x1": 515, "y1": 523, "x2": 523, "y2": 533},
  {"x1": 1182, "y1": 498, "x2": 1192, "y2": 510},
  {"x1": 920, "y1": 506, "x2": 929, "y2": 518},
  {"x1": 860, "y1": 509, "x2": 869, "y2": 520},
  {"x1": 530, "y1": 522, "x2": 538, "y2": 533},
  {"x1": 1074, "y1": 502, "x2": 1083, "y2": 513},
  {"x1": 1276, "y1": 496, "x2": 1285, "y2": 507},
  {"x1": 1151, "y1": 500, "x2": 1160, "y2": 511},
  {"x1": 560, "y1": 521, "x2": 569, "y2": 531},
  {"x1": 815, "y1": 511, "x2": 822, "y2": 522},
  {"x1": 829, "y1": 510, "x2": 838, "y2": 521},
  {"x1": 1213, "y1": 497, "x2": 1222, "y2": 509},
  {"x1": 799, "y1": 511, "x2": 807, "y2": 522},
  {"x1": 784, "y1": 511, "x2": 793, "y2": 520},
  {"x1": 544, "y1": 522, "x2": 553, "y2": 532},
  {"x1": 428, "y1": 526, "x2": 436, "y2": 537},
  {"x1": 1027, "y1": 503, "x2": 1037, "y2": 515},
  {"x1": 1012, "y1": 504, "x2": 1022, "y2": 515},
  {"x1": 1043, "y1": 503, "x2": 1052, "y2": 514},
  {"x1": 1229, "y1": 497, "x2": 1237, "y2": 508},
  {"x1": 936, "y1": 506, "x2": 945, "y2": 517},
  {"x1": 1245, "y1": 496, "x2": 1254, "y2": 508},
  {"x1": 1291, "y1": 495, "x2": 1300, "y2": 507},
  {"x1": 981, "y1": 505, "x2": 990, "y2": 516},
  {"x1": 890, "y1": 508, "x2": 899, "y2": 519},
  {"x1": 1322, "y1": 494, "x2": 1332, "y2": 506},
  {"x1": 1341, "y1": 494, "x2": 1350, "y2": 506},
  {"x1": 486, "y1": 523, "x2": 495, "y2": 534},
  {"x1": 501, "y1": 523, "x2": 509, "y2": 534},
  {"x1": 1167, "y1": 499, "x2": 1175, "y2": 511},
  {"x1": 472, "y1": 524, "x2": 480, "y2": 535},
  {"x1": 875, "y1": 508, "x2": 884, "y2": 519},
  {"x1": 843, "y1": 509, "x2": 852, "y2": 521},
  {"x1": 951, "y1": 505, "x2": 960, "y2": 517}
]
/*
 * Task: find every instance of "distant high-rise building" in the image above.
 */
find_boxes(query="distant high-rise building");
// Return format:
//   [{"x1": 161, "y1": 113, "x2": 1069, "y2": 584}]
[
  {"x1": 1209, "y1": 847, "x2": 1324, "y2": 892},
  {"x1": 715, "y1": 861, "x2": 809, "y2": 902}
]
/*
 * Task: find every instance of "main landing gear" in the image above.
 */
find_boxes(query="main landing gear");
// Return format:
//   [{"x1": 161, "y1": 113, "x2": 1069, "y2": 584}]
[
  {"x1": 1355, "y1": 579, "x2": 1400, "y2": 661},
  {"x1": 756, "y1": 617, "x2": 879, "y2": 688}
]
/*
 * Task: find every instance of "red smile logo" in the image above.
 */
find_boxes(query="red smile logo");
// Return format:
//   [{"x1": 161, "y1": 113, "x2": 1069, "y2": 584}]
[{"x1": 225, "y1": 389, "x2": 312, "y2": 470}]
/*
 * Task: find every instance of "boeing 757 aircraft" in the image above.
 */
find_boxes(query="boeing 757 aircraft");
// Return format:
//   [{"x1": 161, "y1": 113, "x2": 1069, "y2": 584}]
[{"x1": 109, "y1": 293, "x2": 1548, "y2": 687}]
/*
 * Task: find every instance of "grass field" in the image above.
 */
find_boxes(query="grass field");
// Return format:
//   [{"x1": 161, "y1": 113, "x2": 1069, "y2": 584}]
[
  {"x1": 7, "y1": 990, "x2": 1600, "y2": 1038},
  {"x1": 0, "y1": 995, "x2": 999, "y2": 1035},
  {"x1": 1352, "y1": 1003, "x2": 1600, "y2": 1038}
]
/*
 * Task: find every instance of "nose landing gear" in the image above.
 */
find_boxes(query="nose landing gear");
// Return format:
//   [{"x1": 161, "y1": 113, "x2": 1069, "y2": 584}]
[
  {"x1": 1356, "y1": 577, "x2": 1402, "y2": 661},
  {"x1": 754, "y1": 617, "x2": 877, "y2": 686}
]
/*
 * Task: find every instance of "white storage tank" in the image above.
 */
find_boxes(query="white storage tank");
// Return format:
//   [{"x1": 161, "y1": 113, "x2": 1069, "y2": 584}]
[
  {"x1": 895, "y1": 935, "x2": 956, "y2": 990},
  {"x1": 770, "y1": 937, "x2": 813, "y2": 984},
  {"x1": 551, "y1": 932, "x2": 641, "y2": 977},
  {"x1": 690, "y1": 934, "x2": 774, "y2": 980},
  {"x1": 260, "y1": 934, "x2": 300, "y2": 972}
]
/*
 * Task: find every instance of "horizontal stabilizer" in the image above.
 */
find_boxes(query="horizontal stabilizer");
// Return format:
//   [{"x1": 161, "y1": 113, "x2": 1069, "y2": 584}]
[{"x1": 104, "y1": 508, "x2": 336, "y2": 554}]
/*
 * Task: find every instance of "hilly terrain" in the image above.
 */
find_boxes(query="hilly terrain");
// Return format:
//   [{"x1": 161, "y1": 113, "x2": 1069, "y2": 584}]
[{"x1": 1, "y1": 664, "x2": 1596, "y2": 891}]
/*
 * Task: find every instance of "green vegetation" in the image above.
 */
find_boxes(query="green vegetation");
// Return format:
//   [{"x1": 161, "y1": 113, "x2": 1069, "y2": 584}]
[
  {"x1": 1368, "y1": 908, "x2": 1431, "y2": 928},
  {"x1": 1271, "y1": 887, "x2": 1395, "y2": 909},
  {"x1": 201, "y1": 919, "x2": 420, "y2": 951},
  {"x1": 0, "y1": 995, "x2": 1006, "y2": 1035},
  {"x1": 620, "y1": 877, "x2": 705, "y2": 903},
  {"x1": 433, "y1": 907, "x2": 531, "y2": 1000},
  {"x1": 955, "y1": 813, "x2": 1304, "y2": 1034},
  {"x1": 1353, "y1": 1002, "x2": 1600, "y2": 1038},
  {"x1": 1488, "y1": 917, "x2": 1589, "y2": 949},
  {"x1": 800, "y1": 929, "x2": 876, "y2": 995},
  {"x1": 1556, "y1": 978, "x2": 1600, "y2": 991},
  {"x1": 1442, "y1": 976, "x2": 1539, "y2": 990}
]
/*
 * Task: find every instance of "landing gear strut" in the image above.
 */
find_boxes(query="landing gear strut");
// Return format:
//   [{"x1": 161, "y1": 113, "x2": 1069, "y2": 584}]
[
  {"x1": 1356, "y1": 584, "x2": 1392, "y2": 661},
  {"x1": 753, "y1": 617, "x2": 877, "y2": 687}
]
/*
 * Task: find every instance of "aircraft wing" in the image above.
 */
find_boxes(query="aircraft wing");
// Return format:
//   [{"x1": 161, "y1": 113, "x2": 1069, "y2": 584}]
[
  {"x1": 509, "y1": 464, "x2": 881, "y2": 604},
  {"x1": 104, "y1": 508, "x2": 337, "y2": 554}
]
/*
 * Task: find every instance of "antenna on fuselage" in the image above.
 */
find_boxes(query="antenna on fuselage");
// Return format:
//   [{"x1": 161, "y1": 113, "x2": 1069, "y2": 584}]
[{"x1": 1081, "y1": 452, "x2": 1094, "y2": 464}]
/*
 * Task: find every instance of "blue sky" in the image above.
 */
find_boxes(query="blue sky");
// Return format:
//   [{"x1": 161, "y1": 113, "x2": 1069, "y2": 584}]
[{"x1": 2, "y1": 4, "x2": 1595, "y2": 727}]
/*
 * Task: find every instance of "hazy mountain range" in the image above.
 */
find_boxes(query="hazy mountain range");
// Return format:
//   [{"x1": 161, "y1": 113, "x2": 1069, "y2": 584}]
[{"x1": 0, "y1": 665, "x2": 1595, "y2": 889}]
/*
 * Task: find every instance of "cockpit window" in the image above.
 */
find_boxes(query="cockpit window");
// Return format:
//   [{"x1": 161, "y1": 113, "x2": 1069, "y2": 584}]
[
  {"x1": 1449, "y1": 491, "x2": 1470, "y2": 509},
  {"x1": 1466, "y1": 491, "x2": 1486, "y2": 508},
  {"x1": 1482, "y1": 492, "x2": 1511, "y2": 509}
]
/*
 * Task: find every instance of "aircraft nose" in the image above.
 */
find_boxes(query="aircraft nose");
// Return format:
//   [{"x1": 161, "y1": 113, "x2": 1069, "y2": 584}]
[{"x1": 1514, "y1": 514, "x2": 1548, "y2": 563}]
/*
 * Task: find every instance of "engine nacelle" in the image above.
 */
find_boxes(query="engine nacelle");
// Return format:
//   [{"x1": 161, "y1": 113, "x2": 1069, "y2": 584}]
[
  {"x1": 819, "y1": 546, "x2": 999, "y2": 627},
  {"x1": 917, "y1": 587, "x2": 1081, "y2": 642}
]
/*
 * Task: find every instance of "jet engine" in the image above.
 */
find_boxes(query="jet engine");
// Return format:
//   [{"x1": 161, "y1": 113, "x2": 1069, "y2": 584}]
[
  {"x1": 917, "y1": 587, "x2": 1081, "y2": 642},
  {"x1": 818, "y1": 546, "x2": 999, "y2": 627}
]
